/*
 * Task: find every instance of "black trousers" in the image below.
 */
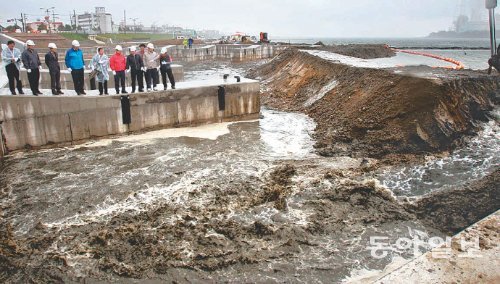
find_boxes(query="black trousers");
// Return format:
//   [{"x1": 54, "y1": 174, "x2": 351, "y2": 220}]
[
  {"x1": 98, "y1": 81, "x2": 108, "y2": 95},
  {"x1": 160, "y1": 68, "x2": 176, "y2": 88},
  {"x1": 27, "y1": 68, "x2": 40, "y2": 94},
  {"x1": 49, "y1": 68, "x2": 61, "y2": 91},
  {"x1": 114, "y1": 71, "x2": 126, "y2": 93},
  {"x1": 5, "y1": 63, "x2": 22, "y2": 94},
  {"x1": 71, "y1": 69, "x2": 85, "y2": 94},
  {"x1": 131, "y1": 69, "x2": 144, "y2": 92},
  {"x1": 145, "y1": 69, "x2": 159, "y2": 89}
]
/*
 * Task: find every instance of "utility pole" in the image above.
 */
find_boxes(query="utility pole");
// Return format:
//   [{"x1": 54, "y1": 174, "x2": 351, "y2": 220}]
[
  {"x1": 130, "y1": 17, "x2": 138, "y2": 32},
  {"x1": 40, "y1": 7, "x2": 55, "y2": 33},
  {"x1": 486, "y1": 0, "x2": 498, "y2": 56},
  {"x1": 20, "y1": 13, "x2": 26, "y2": 32},
  {"x1": 74, "y1": 10, "x2": 77, "y2": 31},
  {"x1": 52, "y1": 10, "x2": 59, "y2": 32},
  {"x1": 123, "y1": 10, "x2": 127, "y2": 34}
]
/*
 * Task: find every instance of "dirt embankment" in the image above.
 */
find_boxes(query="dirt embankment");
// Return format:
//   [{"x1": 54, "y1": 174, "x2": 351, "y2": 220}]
[
  {"x1": 249, "y1": 49, "x2": 500, "y2": 158},
  {"x1": 318, "y1": 44, "x2": 396, "y2": 59}
]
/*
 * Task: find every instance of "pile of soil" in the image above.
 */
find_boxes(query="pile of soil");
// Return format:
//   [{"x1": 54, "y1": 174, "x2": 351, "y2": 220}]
[
  {"x1": 250, "y1": 49, "x2": 500, "y2": 158},
  {"x1": 320, "y1": 44, "x2": 396, "y2": 59},
  {"x1": 296, "y1": 44, "x2": 396, "y2": 59}
]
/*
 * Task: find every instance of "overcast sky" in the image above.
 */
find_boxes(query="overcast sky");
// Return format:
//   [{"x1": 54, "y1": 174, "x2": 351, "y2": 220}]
[{"x1": 0, "y1": 0, "x2": 486, "y2": 38}]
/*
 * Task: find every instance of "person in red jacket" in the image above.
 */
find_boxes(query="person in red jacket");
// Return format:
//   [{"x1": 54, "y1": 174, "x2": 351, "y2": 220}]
[{"x1": 109, "y1": 45, "x2": 128, "y2": 94}]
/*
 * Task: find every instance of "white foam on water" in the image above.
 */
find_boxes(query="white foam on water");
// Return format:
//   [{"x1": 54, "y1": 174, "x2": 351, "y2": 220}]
[
  {"x1": 378, "y1": 109, "x2": 500, "y2": 196},
  {"x1": 43, "y1": 167, "x2": 217, "y2": 230},
  {"x1": 259, "y1": 108, "x2": 318, "y2": 159}
]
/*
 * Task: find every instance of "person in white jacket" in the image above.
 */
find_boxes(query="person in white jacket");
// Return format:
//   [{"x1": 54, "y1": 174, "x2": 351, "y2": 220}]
[
  {"x1": 89, "y1": 47, "x2": 110, "y2": 95},
  {"x1": 1, "y1": 40, "x2": 24, "y2": 95}
]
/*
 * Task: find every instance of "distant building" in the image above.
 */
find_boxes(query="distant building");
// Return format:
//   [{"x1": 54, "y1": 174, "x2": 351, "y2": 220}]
[
  {"x1": 27, "y1": 21, "x2": 63, "y2": 32},
  {"x1": 198, "y1": 30, "x2": 222, "y2": 40},
  {"x1": 455, "y1": 0, "x2": 500, "y2": 32},
  {"x1": 455, "y1": 14, "x2": 500, "y2": 32},
  {"x1": 72, "y1": 7, "x2": 113, "y2": 33}
]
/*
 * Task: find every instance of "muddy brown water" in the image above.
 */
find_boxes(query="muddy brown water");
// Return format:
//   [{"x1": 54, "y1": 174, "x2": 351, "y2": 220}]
[{"x1": 0, "y1": 60, "x2": 499, "y2": 283}]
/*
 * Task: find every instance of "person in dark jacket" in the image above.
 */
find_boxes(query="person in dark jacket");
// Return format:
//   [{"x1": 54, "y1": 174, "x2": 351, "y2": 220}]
[
  {"x1": 45, "y1": 43, "x2": 63, "y2": 95},
  {"x1": 21, "y1": 40, "x2": 42, "y2": 96},
  {"x1": 126, "y1": 46, "x2": 144, "y2": 93},
  {"x1": 188, "y1": 37, "x2": 193, "y2": 49},
  {"x1": 488, "y1": 44, "x2": 500, "y2": 75},
  {"x1": 159, "y1": 47, "x2": 175, "y2": 90}
]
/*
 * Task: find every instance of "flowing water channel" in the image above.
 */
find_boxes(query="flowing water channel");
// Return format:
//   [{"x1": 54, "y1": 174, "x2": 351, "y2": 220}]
[{"x1": 0, "y1": 58, "x2": 498, "y2": 282}]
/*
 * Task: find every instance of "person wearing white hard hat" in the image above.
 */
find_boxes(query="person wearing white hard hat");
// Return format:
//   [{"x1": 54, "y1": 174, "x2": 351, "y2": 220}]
[
  {"x1": 138, "y1": 43, "x2": 147, "y2": 88},
  {"x1": 159, "y1": 47, "x2": 175, "y2": 90},
  {"x1": 109, "y1": 45, "x2": 127, "y2": 94},
  {"x1": 89, "y1": 47, "x2": 110, "y2": 95},
  {"x1": 65, "y1": 40, "x2": 86, "y2": 95},
  {"x1": 143, "y1": 43, "x2": 160, "y2": 91},
  {"x1": 126, "y1": 46, "x2": 144, "y2": 93},
  {"x1": 21, "y1": 40, "x2": 42, "y2": 95},
  {"x1": 1, "y1": 40, "x2": 24, "y2": 95},
  {"x1": 45, "y1": 43, "x2": 63, "y2": 95}
]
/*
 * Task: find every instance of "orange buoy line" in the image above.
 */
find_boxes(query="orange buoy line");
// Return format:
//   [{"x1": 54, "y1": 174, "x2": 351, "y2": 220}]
[{"x1": 392, "y1": 49, "x2": 465, "y2": 70}]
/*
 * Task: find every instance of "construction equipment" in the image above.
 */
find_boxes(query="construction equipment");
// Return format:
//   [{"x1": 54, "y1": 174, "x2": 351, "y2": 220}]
[{"x1": 259, "y1": 32, "x2": 270, "y2": 44}]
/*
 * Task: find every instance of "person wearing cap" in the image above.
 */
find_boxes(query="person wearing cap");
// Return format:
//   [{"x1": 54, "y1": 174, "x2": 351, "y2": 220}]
[
  {"x1": 89, "y1": 47, "x2": 110, "y2": 95},
  {"x1": 159, "y1": 47, "x2": 176, "y2": 90},
  {"x1": 45, "y1": 43, "x2": 63, "y2": 95},
  {"x1": 65, "y1": 40, "x2": 86, "y2": 95},
  {"x1": 143, "y1": 43, "x2": 160, "y2": 91},
  {"x1": 109, "y1": 45, "x2": 127, "y2": 94},
  {"x1": 21, "y1": 40, "x2": 42, "y2": 96},
  {"x1": 1, "y1": 40, "x2": 24, "y2": 95},
  {"x1": 126, "y1": 46, "x2": 144, "y2": 93}
]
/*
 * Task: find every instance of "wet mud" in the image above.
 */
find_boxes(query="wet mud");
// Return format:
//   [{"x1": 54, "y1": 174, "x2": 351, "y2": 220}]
[{"x1": 249, "y1": 48, "x2": 500, "y2": 159}]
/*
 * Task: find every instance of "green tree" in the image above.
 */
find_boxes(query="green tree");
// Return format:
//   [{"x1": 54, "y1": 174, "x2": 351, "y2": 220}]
[
  {"x1": 38, "y1": 23, "x2": 48, "y2": 31},
  {"x1": 6, "y1": 25, "x2": 20, "y2": 32}
]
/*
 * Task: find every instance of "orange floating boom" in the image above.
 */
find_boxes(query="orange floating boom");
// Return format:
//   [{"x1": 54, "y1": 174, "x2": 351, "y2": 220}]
[{"x1": 393, "y1": 49, "x2": 465, "y2": 70}]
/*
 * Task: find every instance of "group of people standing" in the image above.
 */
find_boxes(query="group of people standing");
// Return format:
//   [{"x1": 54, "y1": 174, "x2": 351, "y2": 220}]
[{"x1": 1, "y1": 39, "x2": 175, "y2": 96}]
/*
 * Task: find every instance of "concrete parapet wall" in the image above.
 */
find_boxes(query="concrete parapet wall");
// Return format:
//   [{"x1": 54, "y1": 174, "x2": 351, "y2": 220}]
[
  {"x1": 164, "y1": 44, "x2": 286, "y2": 62},
  {"x1": 0, "y1": 79, "x2": 260, "y2": 153},
  {"x1": 19, "y1": 65, "x2": 184, "y2": 91}
]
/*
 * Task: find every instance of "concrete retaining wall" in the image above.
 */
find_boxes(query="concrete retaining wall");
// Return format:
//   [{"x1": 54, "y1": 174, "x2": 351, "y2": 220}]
[
  {"x1": 19, "y1": 65, "x2": 184, "y2": 91},
  {"x1": 0, "y1": 79, "x2": 260, "y2": 153},
  {"x1": 163, "y1": 44, "x2": 286, "y2": 62}
]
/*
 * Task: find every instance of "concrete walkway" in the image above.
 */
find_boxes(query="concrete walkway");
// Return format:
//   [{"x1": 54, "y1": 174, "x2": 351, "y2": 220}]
[{"x1": 373, "y1": 211, "x2": 500, "y2": 283}]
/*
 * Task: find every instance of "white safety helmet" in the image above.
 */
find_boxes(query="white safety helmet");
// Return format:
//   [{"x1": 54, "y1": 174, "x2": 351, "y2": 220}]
[
  {"x1": 48, "y1": 43, "x2": 57, "y2": 49},
  {"x1": 72, "y1": 40, "x2": 80, "y2": 47},
  {"x1": 115, "y1": 45, "x2": 123, "y2": 51},
  {"x1": 147, "y1": 43, "x2": 154, "y2": 49},
  {"x1": 26, "y1": 40, "x2": 35, "y2": 46},
  {"x1": 129, "y1": 46, "x2": 137, "y2": 52},
  {"x1": 160, "y1": 47, "x2": 168, "y2": 54}
]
